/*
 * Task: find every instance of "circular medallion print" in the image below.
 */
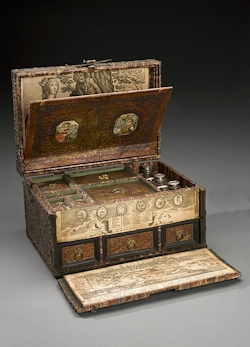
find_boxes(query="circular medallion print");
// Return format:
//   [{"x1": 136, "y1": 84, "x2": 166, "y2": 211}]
[
  {"x1": 155, "y1": 197, "x2": 165, "y2": 209},
  {"x1": 97, "y1": 206, "x2": 108, "y2": 218},
  {"x1": 77, "y1": 209, "x2": 87, "y2": 222},
  {"x1": 116, "y1": 203, "x2": 127, "y2": 215},
  {"x1": 174, "y1": 194, "x2": 183, "y2": 206}
]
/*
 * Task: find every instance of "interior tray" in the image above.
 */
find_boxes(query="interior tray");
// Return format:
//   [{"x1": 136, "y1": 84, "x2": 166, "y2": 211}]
[
  {"x1": 83, "y1": 178, "x2": 158, "y2": 202},
  {"x1": 70, "y1": 165, "x2": 136, "y2": 185}
]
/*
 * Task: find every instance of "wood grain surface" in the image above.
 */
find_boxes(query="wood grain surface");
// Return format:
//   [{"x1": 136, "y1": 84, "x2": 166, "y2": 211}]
[
  {"x1": 62, "y1": 242, "x2": 96, "y2": 265},
  {"x1": 165, "y1": 223, "x2": 194, "y2": 244},
  {"x1": 105, "y1": 230, "x2": 155, "y2": 256}
]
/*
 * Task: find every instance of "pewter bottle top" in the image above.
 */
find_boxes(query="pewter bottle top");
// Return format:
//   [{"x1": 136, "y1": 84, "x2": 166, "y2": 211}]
[
  {"x1": 168, "y1": 180, "x2": 180, "y2": 190},
  {"x1": 154, "y1": 173, "x2": 166, "y2": 184}
]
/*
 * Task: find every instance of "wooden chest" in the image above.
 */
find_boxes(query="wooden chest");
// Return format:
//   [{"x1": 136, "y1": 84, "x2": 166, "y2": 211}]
[{"x1": 12, "y1": 59, "x2": 241, "y2": 313}]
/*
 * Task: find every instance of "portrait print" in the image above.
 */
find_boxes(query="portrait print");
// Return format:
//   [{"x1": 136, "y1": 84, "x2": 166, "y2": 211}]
[
  {"x1": 113, "y1": 113, "x2": 139, "y2": 136},
  {"x1": 55, "y1": 120, "x2": 79, "y2": 143},
  {"x1": 39, "y1": 77, "x2": 59, "y2": 99}
]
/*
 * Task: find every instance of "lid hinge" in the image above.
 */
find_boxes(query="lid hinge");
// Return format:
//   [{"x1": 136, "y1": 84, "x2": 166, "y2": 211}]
[{"x1": 155, "y1": 134, "x2": 160, "y2": 156}]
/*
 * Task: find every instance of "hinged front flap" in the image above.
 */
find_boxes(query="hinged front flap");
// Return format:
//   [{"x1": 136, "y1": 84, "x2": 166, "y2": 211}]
[
  {"x1": 23, "y1": 87, "x2": 172, "y2": 175},
  {"x1": 58, "y1": 248, "x2": 241, "y2": 314}
]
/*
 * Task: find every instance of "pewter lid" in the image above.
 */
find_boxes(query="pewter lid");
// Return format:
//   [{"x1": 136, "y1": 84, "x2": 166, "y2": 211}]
[
  {"x1": 154, "y1": 173, "x2": 166, "y2": 183},
  {"x1": 141, "y1": 163, "x2": 152, "y2": 173},
  {"x1": 168, "y1": 180, "x2": 180, "y2": 190}
]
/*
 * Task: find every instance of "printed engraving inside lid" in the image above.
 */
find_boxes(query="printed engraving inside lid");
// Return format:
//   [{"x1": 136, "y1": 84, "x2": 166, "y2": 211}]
[
  {"x1": 12, "y1": 59, "x2": 162, "y2": 175},
  {"x1": 21, "y1": 66, "x2": 150, "y2": 145}
]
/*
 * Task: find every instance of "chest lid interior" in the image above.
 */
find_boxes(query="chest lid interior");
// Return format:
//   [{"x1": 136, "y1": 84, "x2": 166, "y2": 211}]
[
  {"x1": 12, "y1": 59, "x2": 172, "y2": 176},
  {"x1": 25, "y1": 87, "x2": 172, "y2": 175}
]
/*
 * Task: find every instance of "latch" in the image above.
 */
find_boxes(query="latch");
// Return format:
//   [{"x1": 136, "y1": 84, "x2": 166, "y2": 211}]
[{"x1": 69, "y1": 59, "x2": 112, "y2": 69}]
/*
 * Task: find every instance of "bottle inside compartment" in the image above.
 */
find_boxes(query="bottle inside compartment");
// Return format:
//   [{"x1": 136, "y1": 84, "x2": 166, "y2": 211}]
[{"x1": 29, "y1": 161, "x2": 196, "y2": 209}]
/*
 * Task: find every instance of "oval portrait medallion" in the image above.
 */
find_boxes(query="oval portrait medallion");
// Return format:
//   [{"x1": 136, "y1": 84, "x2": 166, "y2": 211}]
[
  {"x1": 55, "y1": 120, "x2": 79, "y2": 143},
  {"x1": 97, "y1": 206, "x2": 108, "y2": 218},
  {"x1": 155, "y1": 197, "x2": 165, "y2": 209},
  {"x1": 136, "y1": 200, "x2": 146, "y2": 212},
  {"x1": 113, "y1": 113, "x2": 138, "y2": 136},
  {"x1": 77, "y1": 209, "x2": 87, "y2": 222},
  {"x1": 116, "y1": 203, "x2": 127, "y2": 215},
  {"x1": 174, "y1": 194, "x2": 183, "y2": 206}
]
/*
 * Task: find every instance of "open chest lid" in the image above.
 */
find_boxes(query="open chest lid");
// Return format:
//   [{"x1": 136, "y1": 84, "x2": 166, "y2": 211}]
[
  {"x1": 24, "y1": 87, "x2": 172, "y2": 175},
  {"x1": 11, "y1": 59, "x2": 172, "y2": 176}
]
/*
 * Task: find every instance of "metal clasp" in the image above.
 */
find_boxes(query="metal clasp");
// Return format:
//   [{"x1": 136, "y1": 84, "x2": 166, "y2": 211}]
[
  {"x1": 65, "y1": 59, "x2": 112, "y2": 69},
  {"x1": 81, "y1": 59, "x2": 112, "y2": 68}
]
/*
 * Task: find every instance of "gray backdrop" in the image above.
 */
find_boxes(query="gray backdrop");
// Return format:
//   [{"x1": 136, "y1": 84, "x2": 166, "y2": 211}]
[{"x1": 1, "y1": 2, "x2": 249, "y2": 346}]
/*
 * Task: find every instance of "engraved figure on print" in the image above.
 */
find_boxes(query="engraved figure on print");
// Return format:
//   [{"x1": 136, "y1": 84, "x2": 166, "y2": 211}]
[
  {"x1": 39, "y1": 77, "x2": 59, "y2": 99},
  {"x1": 73, "y1": 70, "x2": 114, "y2": 95},
  {"x1": 55, "y1": 121, "x2": 79, "y2": 143},
  {"x1": 24, "y1": 77, "x2": 59, "y2": 132}
]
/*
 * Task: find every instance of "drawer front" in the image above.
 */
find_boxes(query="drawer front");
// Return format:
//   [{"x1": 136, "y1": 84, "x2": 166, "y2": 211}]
[
  {"x1": 104, "y1": 229, "x2": 157, "y2": 259},
  {"x1": 166, "y1": 224, "x2": 194, "y2": 243},
  {"x1": 61, "y1": 241, "x2": 97, "y2": 265},
  {"x1": 162, "y1": 220, "x2": 199, "y2": 251}
]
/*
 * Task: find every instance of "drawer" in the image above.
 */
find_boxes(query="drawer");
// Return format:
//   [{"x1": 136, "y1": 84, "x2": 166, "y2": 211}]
[
  {"x1": 162, "y1": 220, "x2": 199, "y2": 251},
  {"x1": 61, "y1": 239, "x2": 99, "y2": 266},
  {"x1": 103, "y1": 228, "x2": 158, "y2": 260}
]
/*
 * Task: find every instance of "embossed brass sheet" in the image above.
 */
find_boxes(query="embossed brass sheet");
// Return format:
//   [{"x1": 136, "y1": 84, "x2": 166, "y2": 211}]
[
  {"x1": 58, "y1": 248, "x2": 241, "y2": 313},
  {"x1": 12, "y1": 59, "x2": 241, "y2": 313}
]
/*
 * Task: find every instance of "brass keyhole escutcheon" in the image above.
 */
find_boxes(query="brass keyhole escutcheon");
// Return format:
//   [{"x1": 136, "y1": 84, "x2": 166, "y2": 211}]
[
  {"x1": 74, "y1": 247, "x2": 83, "y2": 261},
  {"x1": 127, "y1": 238, "x2": 136, "y2": 251},
  {"x1": 176, "y1": 229, "x2": 184, "y2": 241}
]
